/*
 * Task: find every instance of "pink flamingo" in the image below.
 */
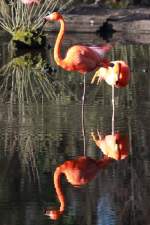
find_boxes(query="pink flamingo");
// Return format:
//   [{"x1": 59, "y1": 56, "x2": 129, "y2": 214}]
[
  {"x1": 91, "y1": 60, "x2": 130, "y2": 87},
  {"x1": 21, "y1": 0, "x2": 40, "y2": 5},
  {"x1": 45, "y1": 156, "x2": 112, "y2": 220},
  {"x1": 44, "y1": 12, "x2": 112, "y2": 75}
]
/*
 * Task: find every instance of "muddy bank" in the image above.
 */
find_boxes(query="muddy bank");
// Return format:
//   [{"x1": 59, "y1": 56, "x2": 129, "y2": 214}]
[{"x1": 44, "y1": 7, "x2": 150, "y2": 34}]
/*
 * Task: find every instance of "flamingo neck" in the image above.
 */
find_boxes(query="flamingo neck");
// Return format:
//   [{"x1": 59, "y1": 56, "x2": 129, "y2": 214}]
[
  {"x1": 54, "y1": 18, "x2": 65, "y2": 66},
  {"x1": 54, "y1": 166, "x2": 65, "y2": 213}
]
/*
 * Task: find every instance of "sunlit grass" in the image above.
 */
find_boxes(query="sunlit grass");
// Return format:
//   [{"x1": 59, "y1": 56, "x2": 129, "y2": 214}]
[
  {"x1": 0, "y1": 0, "x2": 76, "y2": 33},
  {"x1": 0, "y1": 0, "x2": 75, "y2": 47},
  {"x1": 0, "y1": 0, "x2": 53, "y2": 32},
  {"x1": 0, "y1": 53, "x2": 57, "y2": 103}
]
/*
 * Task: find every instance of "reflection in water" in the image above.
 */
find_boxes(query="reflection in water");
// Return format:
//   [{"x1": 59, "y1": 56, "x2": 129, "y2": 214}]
[
  {"x1": 91, "y1": 74, "x2": 129, "y2": 161},
  {"x1": 45, "y1": 156, "x2": 112, "y2": 220},
  {"x1": 0, "y1": 34, "x2": 150, "y2": 225},
  {"x1": 0, "y1": 51, "x2": 58, "y2": 191},
  {"x1": 0, "y1": 52, "x2": 57, "y2": 103},
  {"x1": 82, "y1": 74, "x2": 86, "y2": 155},
  {"x1": 91, "y1": 131, "x2": 129, "y2": 160},
  {"x1": 45, "y1": 134, "x2": 129, "y2": 221},
  {"x1": 112, "y1": 84, "x2": 115, "y2": 135},
  {"x1": 97, "y1": 194, "x2": 117, "y2": 225}
]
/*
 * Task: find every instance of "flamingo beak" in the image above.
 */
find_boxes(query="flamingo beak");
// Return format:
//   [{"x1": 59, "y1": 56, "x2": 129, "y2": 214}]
[
  {"x1": 43, "y1": 16, "x2": 49, "y2": 22},
  {"x1": 44, "y1": 13, "x2": 53, "y2": 22},
  {"x1": 44, "y1": 210, "x2": 50, "y2": 216}
]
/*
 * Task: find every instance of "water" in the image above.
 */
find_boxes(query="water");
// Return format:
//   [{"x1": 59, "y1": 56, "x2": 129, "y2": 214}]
[{"x1": 0, "y1": 31, "x2": 150, "y2": 225}]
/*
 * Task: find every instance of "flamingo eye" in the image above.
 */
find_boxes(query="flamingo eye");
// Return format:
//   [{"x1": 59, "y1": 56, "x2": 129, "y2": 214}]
[
  {"x1": 109, "y1": 63, "x2": 114, "y2": 67},
  {"x1": 46, "y1": 11, "x2": 51, "y2": 16}
]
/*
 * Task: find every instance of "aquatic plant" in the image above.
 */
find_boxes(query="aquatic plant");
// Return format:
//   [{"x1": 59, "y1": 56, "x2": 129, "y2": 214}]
[
  {"x1": 0, "y1": 52, "x2": 78, "y2": 103},
  {"x1": 0, "y1": 0, "x2": 74, "y2": 48},
  {"x1": 0, "y1": 53, "x2": 57, "y2": 102}
]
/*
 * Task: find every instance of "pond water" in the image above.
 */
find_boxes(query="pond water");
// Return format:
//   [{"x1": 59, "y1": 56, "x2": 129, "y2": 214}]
[{"x1": 0, "y1": 31, "x2": 150, "y2": 225}]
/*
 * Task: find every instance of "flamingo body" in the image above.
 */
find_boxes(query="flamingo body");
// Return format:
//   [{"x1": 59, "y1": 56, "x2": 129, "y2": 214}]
[
  {"x1": 60, "y1": 45, "x2": 111, "y2": 74},
  {"x1": 91, "y1": 60, "x2": 130, "y2": 87}
]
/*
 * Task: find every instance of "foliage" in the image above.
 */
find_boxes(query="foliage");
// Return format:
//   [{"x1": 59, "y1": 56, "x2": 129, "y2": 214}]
[
  {"x1": 0, "y1": 0, "x2": 75, "y2": 47},
  {"x1": 0, "y1": 52, "x2": 80, "y2": 103},
  {"x1": 0, "y1": 43, "x2": 150, "y2": 225},
  {"x1": 12, "y1": 30, "x2": 44, "y2": 46}
]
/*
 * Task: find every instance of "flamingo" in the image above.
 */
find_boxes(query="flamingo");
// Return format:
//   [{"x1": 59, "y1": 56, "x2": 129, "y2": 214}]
[
  {"x1": 91, "y1": 131, "x2": 129, "y2": 160},
  {"x1": 44, "y1": 12, "x2": 112, "y2": 75},
  {"x1": 45, "y1": 156, "x2": 112, "y2": 220},
  {"x1": 91, "y1": 60, "x2": 130, "y2": 87},
  {"x1": 21, "y1": 0, "x2": 40, "y2": 5}
]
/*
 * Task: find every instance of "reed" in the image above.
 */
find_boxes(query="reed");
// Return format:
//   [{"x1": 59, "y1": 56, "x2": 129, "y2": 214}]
[
  {"x1": 0, "y1": 0, "x2": 74, "y2": 47},
  {"x1": 0, "y1": 52, "x2": 79, "y2": 104}
]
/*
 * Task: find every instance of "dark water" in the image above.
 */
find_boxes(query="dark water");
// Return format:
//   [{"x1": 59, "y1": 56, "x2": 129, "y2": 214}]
[{"x1": 0, "y1": 31, "x2": 150, "y2": 225}]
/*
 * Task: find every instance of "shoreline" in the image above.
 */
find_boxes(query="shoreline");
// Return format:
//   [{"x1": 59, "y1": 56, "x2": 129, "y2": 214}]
[{"x1": 44, "y1": 7, "x2": 150, "y2": 34}]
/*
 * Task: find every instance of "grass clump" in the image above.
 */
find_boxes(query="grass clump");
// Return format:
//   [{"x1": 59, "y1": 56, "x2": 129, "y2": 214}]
[{"x1": 0, "y1": 0, "x2": 74, "y2": 48}]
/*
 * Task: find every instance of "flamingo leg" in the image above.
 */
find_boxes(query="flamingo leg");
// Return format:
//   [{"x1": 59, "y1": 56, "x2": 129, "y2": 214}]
[{"x1": 82, "y1": 74, "x2": 86, "y2": 156}]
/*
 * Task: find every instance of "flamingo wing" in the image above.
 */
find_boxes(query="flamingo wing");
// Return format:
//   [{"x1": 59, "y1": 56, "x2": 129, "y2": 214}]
[
  {"x1": 89, "y1": 43, "x2": 112, "y2": 58},
  {"x1": 64, "y1": 44, "x2": 112, "y2": 73}
]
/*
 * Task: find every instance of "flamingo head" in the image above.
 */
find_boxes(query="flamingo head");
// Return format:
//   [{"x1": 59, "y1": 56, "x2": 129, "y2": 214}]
[
  {"x1": 110, "y1": 61, "x2": 130, "y2": 88},
  {"x1": 44, "y1": 11, "x2": 63, "y2": 22},
  {"x1": 45, "y1": 209, "x2": 62, "y2": 220}
]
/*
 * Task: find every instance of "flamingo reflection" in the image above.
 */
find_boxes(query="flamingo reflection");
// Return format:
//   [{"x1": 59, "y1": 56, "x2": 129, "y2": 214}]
[
  {"x1": 45, "y1": 155, "x2": 112, "y2": 220},
  {"x1": 91, "y1": 131, "x2": 129, "y2": 160}
]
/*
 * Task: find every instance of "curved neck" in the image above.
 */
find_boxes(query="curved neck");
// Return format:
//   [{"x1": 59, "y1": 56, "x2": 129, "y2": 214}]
[
  {"x1": 54, "y1": 167, "x2": 65, "y2": 212},
  {"x1": 54, "y1": 18, "x2": 65, "y2": 66}
]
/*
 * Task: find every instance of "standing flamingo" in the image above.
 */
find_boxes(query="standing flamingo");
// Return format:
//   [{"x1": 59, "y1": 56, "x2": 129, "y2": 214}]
[
  {"x1": 44, "y1": 12, "x2": 112, "y2": 153},
  {"x1": 45, "y1": 156, "x2": 112, "y2": 220},
  {"x1": 91, "y1": 60, "x2": 130, "y2": 136},
  {"x1": 44, "y1": 12, "x2": 112, "y2": 74}
]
